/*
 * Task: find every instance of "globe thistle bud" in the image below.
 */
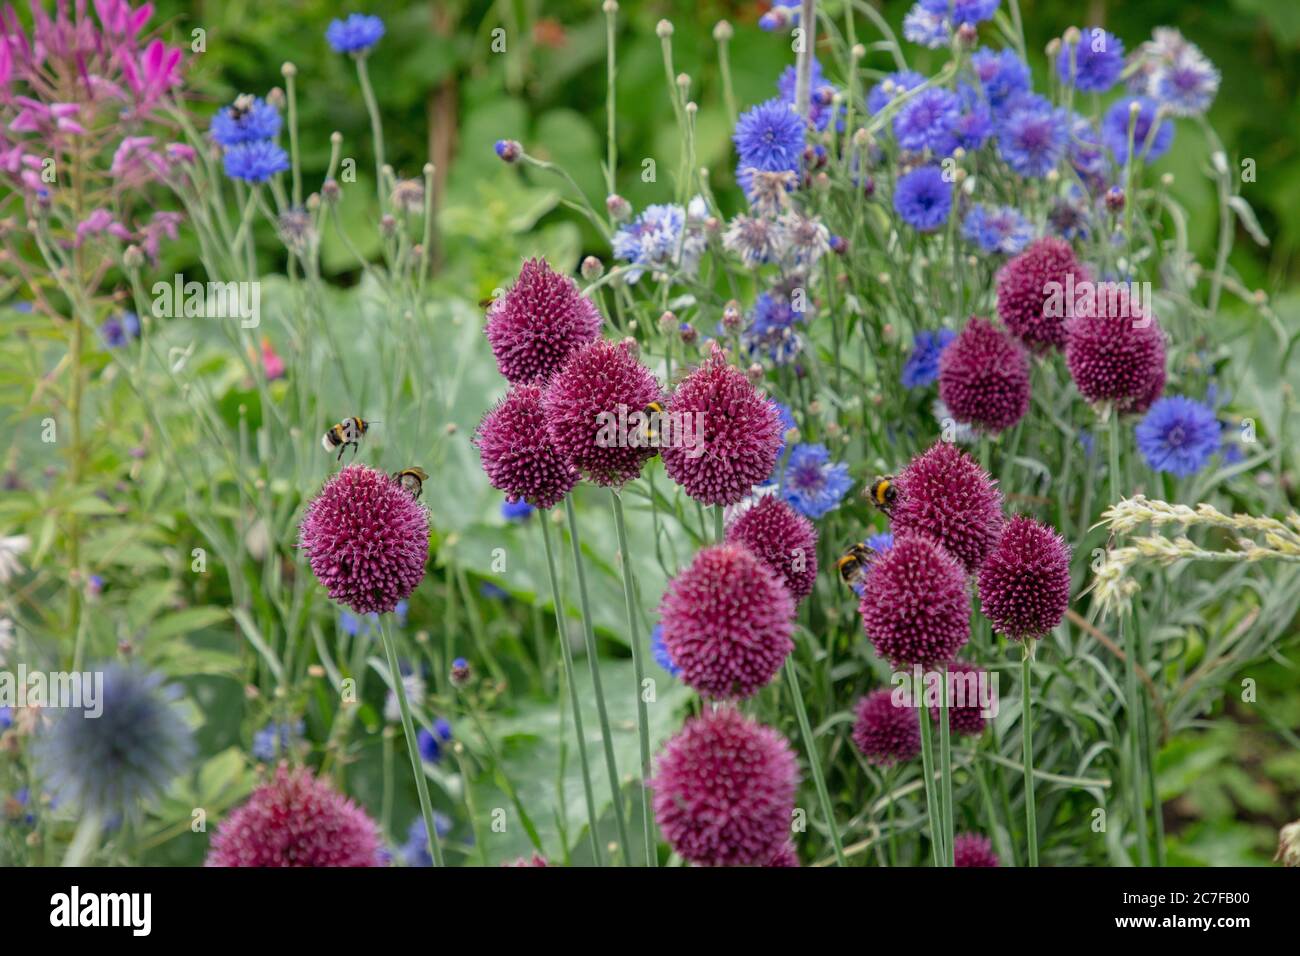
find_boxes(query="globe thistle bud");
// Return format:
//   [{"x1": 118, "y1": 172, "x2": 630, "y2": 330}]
[
  {"x1": 1105, "y1": 186, "x2": 1125, "y2": 212},
  {"x1": 956, "y1": 22, "x2": 978, "y2": 48},
  {"x1": 679, "y1": 322, "x2": 698, "y2": 345},
  {"x1": 494, "y1": 139, "x2": 522, "y2": 163},
  {"x1": 829, "y1": 235, "x2": 848, "y2": 255}
]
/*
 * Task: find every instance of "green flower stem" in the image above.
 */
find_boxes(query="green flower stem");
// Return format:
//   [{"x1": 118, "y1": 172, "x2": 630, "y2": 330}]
[
  {"x1": 283, "y1": 64, "x2": 302, "y2": 208},
  {"x1": 714, "y1": 503, "x2": 725, "y2": 543},
  {"x1": 939, "y1": 664, "x2": 955, "y2": 866},
  {"x1": 917, "y1": 691, "x2": 944, "y2": 866},
  {"x1": 1020, "y1": 642, "x2": 1039, "y2": 867},
  {"x1": 377, "y1": 615, "x2": 445, "y2": 867},
  {"x1": 564, "y1": 495, "x2": 633, "y2": 864},
  {"x1": 783, "y1": 656, "x2": 848, "y2": 867},
  {"x1": 604, "y1": 2, "x2": 618, "y2": 199},
  {"x1": 354, "y1": 54, "x2": 387, "y2": 214},
  {"x1": 609, "y1": 490, "x2": 655, "y2": 866}
]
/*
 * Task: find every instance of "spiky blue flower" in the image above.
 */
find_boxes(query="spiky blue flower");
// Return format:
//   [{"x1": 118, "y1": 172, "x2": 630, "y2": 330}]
[
  {"x1": 866, "y1": 532, "x2": 895, "y2": 554},
  {"x1": 733, "y1": 98, "x2": 805, "y2": 177},
  {"x1": 743, "y1": 293, "x2": 804, "y2": 366},
  {"x1": 0, "y1": 706, "x2": 12, "y2": 729},
  {"x1": 1057, "y1": 29, "x2": 1124, "y2": 92},
  {"x1": 612, "y1": 201, "x2": 706, "y2": 283},
  {"x1": 778, "y1": 58, "x2": 839, "y2": 132},
  {"x1": 903, "y1": 4, "x2": 950, "y2": 49},
  {"x1": 971, "y1": 48, "x2": 1030, "y2": 112},
  {"x1": 894, "y1": 87, "x2": 960, "y2": 155},
  {"x1": 326, "y1": 13, "x2": 385, "y2": 54},
  {"x1": 651, "y1": 624, "x2": 681, "y2": 677},
  {"x1": 252, "y1": 719, "x2": 304, "y2": 761},
  {"x1": 902, "y1": 329, "x2": 957, "y2": 388},
  {"x1": 867, "y1": 70, "x2": 926, "y2": 115},
  {"x1": 401, "y1": 814, "x2": 454, "y2": 866},
  {"x1": 210, "y1": 97, "x2": 281, "y2": 147},
  {"x1": 893, "y1": 165, "x2": 952, "y2": 231},
  {"x1": 417, "y1": 718, "x2": 453, "y2": 764},
  {"x1": 1154, "y1": 52, "x2": 1220, "y2": 117},
  {"x1": 501, "y1": 498, "x2": 535, "y2": 522},
  {"x1": 996, "y1": 94, "x2": 1068, "y2": 177},
  {"x1": 921, "y1": 0, "x2": 999, "y2": 25},
  {"x1": 222, "y1": 140, "x2": 289, "y2": 183},
  {"x1": 951, "y1": 84, "x2": 993, "y2": 151},
  {"x1": 36, "y1": 665, "x2": 193, "y2": 820},
  {"x1": 780, "y1": 444, "x2": 852, "y2": 519},
  {"x1": 962, "y1": 204, "x2": 1033, "y2": 255},
  {"x1": 1102, "y1": 97, "x2": 1173, "y2": 165},
  {"x1": 1135, "y1": 396, "x2": 1220, "y2": 478},
  {"x1": 1068, "y1": 113, "x2": 1108, "y2": 180},
  {"x1": 100, "y1": 311, "x2": 140, "y2": 348}
]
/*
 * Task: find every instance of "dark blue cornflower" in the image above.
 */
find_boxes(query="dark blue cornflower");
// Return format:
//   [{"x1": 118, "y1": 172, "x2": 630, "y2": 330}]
[
  {"x1": 326, "y1": 13, "x2": 385, "y2": 54},
  {"x1": 480, "y1": 582, "x2": 509, "y2": 601},
  {"x1": 222, "y1": 140, "x2": 290, "y2": 183},
  {"x1": 921, "y1": 0, "x2": 999, "y2": 24},
  {"x1": 251, "y1": 718, "x2": 304, "y2": 761},
  {"x1": 401, "y1": 814, "x2": 453, "y2": 866},
  {"x1": 971, "y1": 48, "x2": 1030, "y2": 112},
  {"x1": 894, "y1": 87, "x2": 960, "y2": 155},
  {"x1": 100, "y1": 311, "x2": 140, "y2": 348},
  {"x1": 501, "y1": 498, "x2": 535, "y2": 522},
  {"x1": 0, "y1": 706, "x2": 11, "y2": 729},
  {"x1": 903, "y1": 4, "x2": 950, "y2": 49},
  {"x1": 1068, "y1": 113, "x2": 1109, "y2": 182},
  {"x1": 758, "y1": 4, "x2": 799, "y2": 31},
  {"x1": 1058, "y1": 29, "x2": 1124, "y2": 92},
  {"x1": 780, "y1": 444, "x2": 852, "y2": 519},
  {"x1": 961, "y1": 204, "x2": 1033, "y2": 255},
  {"x1": 893, "y1": 165, "x2": 952, "y2": 231},
  {"x1": 902, "y1": 329, "x2": 956, "y2": 388},
  {"x1": 733, "y1": 98, "x2": 805, "y2": 177},
  {"x1": 867, "y1": 70, "x2": 925, "y2": 115},
  {"x1": 743, "y1": 293, "x2": 804, "y2": 366},
  {"x1": 1154, "y1": 52, "x2": 1220, "y2": 117},
  {"x1": 866, "y1": 532, "x2": 895, "y2": 554},
  {"x1": 650, "y1": 625, "x2": 680, "y2": 677},
  {"x1": 1135, "y1": 396, "x2": 1220, "y2": 477},
  {"x1": 417, "y1": 720, "x2": 453, "y2": 764},
  {"x1": 778, "y1": 58, "x2": 839, "y2": 132},
  {"x1": 1078, "y1": 428, "x2": 1096, "y2": 459},
  {"x1": 996, "y1": 93, "x2": 1068, "y2": 177},
  {"x1": 210, "y1": 96, "x2": 281, "y2": 147},
  {"x1": 951, "y1": 84, "x2": 993, "y2": 151},
  {"x1": 1102, "y1": 97, "x2": 1173, "y2": 165}
]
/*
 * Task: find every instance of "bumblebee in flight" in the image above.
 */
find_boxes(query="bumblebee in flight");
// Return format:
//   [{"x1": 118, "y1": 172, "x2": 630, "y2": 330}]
[
  {"x1": 836, "y1": 542, "x2": 873, "y2": 588},
  {"x1": 322, "y1": 417, "x2": 373, "y2": 461},
  {"x1": 393, "y1": 467, "x2": 428, "y2": 500}
]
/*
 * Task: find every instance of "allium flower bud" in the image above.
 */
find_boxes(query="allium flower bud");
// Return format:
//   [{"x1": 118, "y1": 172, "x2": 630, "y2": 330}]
[
  {"x1": 651, "y1": 707, "x2": 798, "y2": 867},
  {"x1": 299, "y1": 464, "x2": 429, "y2": 615},
  {"x1": 929, "y1": 660, "x2": 991, "y2": 737},
  {"x1": 953, "y1": 832, "x2": 1000, "y2": 867},
  {"x1": 485, "y1": 257, "x2": 602, "y2": 385},
  {"x1": 1064, "y1": 283, "x2": 1166, "y2": 414},
  {"x1": 658, "y1": 543, "x2": 795, "y2": 699},
  {"x1": 851, "y1": 689, "x2": 920, "y2": 766},
  {"x1": 859, "y1": 534, "x2": 971, "y2": 667},
  {"x1": 494, "y1": 139, "x2": 522, "y2": 163},
  {"x1": 725, "y1": 494, "x2": 818, "y2": 602},
  {"x1": 890, "y1": 442, "x2": 1004, "y2": 575},
  {"x1": 977, "y1": 515, "x2": 1071, "y2": 640},
  {"x1": 938, "y1": 317, "x2": 1031, "y2": 434},
  {"x1": 996, "y1": 237, "x2": 1091, "y2": 353},
  {"x1": 475, "y1": 383, "x2": 578, "y2": 509}
]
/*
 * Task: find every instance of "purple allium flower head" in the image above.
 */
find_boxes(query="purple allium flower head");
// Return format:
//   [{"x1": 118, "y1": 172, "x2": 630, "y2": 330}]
[
  {"x1": 658, "y1": 543, "x2": 795, "y2": 699},
  {"x1": 962, "y1": 204, "x2": 1033, "y2": 255},
  {"x1": 210, "y1": 96, "x2": 280, "y2": 147},
  {"x1": 1102, "y1": 97, "x2": 1173, "y2": 165},
  {"x1": 325, "y1": 14, "x2": 385, "y2": 54},
  {"x1": 733, "y1": 98, "x2": 805, "y2": 177},
  {"x1": 929, "y1": 660, "x2": 991, "y2": 737},
  {"x1": 780, "y1": 443, "x2": 853, "y2": 519},
  {"x1": 996, "y1": 94, "x2": 1068, "y2": 177},
  {"x1": 766, "y1": 842, "x2": 800, "y2": 867},
  {"x1": 902, "y1": 329, "x2": 957, "y2": 389},
  {"x1": 661, "y1": 345, "x2": 783, "y2": 506},
  {"x1": 725, "y1": 493, "x2": 819, "y2": 602},
  {"x1": 996, "y1": 236, "x2": 1090, "y2": 353},
  {"x1": 893, "y1": 165, "x2": 952, "y2": 232},
  {"x1": 484, "y1": 258, "x2": 602, "y2": 386},
  {"x1": 978, "y1": 515, "x2": 1071, "y2": 640},
  {"x1": 1063, "y1": 283, "x2": 1166, "y2": 414},
  {"x1": 859, "y1": 534, "x2": 971, "y2": 666},
  {"x1": 867, "y1": 70, "x2": 925, "y2": 115},
  {"x1": 298, "y1": 464, "x2": 429, "y2": 615},
  {"x1": 971, "y1": 48, "x2": 1030, "y2": 111},
  {"x1": 851, "y1": 689, "x2": 921, "y2": 766},
  {"x1": 953, "y1": 831, "x2": 1000, "y2": 866},
  {"x1": 1135, "y1": 396, "x2": 1220, "y2": 477},
  {"x1": 207, "y1": 765, "x2": 382, "y2": 867},
  {"x1": 222, "y1": 140, "x2": 289, "y2": 183},
  {"x1": 1058, "y1": 29, "x2": 1124, "y2": 92},
  {"x1": 476, "y1": 384, "x2": 578, "y2": 509},
  {"x1": 891, "y1": 442, "x2": 1003, "y2": 574},
  {"x1": 542, "y1": 339, "x2": 660, "y2": 487},
  {"x1": 651, "y1": 707, "x2": 799, "y2": 867},
  {"x1": 894, "y1": 87, "x2": 960, "y2": 155},
  {"x1": 938, "y1": 316, "x2": 1030, "y2": 435}
]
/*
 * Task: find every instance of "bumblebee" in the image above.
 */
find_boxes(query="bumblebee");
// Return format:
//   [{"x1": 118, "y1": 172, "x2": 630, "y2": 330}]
[
  {"x1": 393, "y1": 466, "x2": 428, "y2": 500},
  {"x1": 322, "y1": 417, "x2": 372, "y2": 461},
  {"x1": 228, "y1": 93, "x2": 256, "y2": 122},
  {"x1": 641, "y1": 400, "x2": 666, "y2": 443},
  {"x1": 864, "y1": 476, "x2": 898, "y2": 513},
  {"x1": 836, "y1": 542, "x2": 873, "y2": 588}
]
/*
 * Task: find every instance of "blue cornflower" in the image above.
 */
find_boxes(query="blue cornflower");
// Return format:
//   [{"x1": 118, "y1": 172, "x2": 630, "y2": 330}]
[
  {"x1": 0, "y1": 706, "x2": 11, "y2": 729},
  {"x1": 1078, "y1": 428, "x2": 1096, "y2": 459},
  {"x1": 950, "y1": 84, "x2": 993, "y2": 151},
  {"x1": 1068, "y1": 113, "x2": 1108, "y2": 181},
  {"x1": 100, "y1": 311, "x2": 140, "y2": 348},
  {"x1": 903, "y1": 4, "x2": 950, "y2": 49},
  {"x1": 394, "y1": 599, "x2": 409, "y2": 628},
  {"x1": 340, "y1": 610, "x2": 377, "y2": 638},
  {"x1": 780, "y1": 444, "x2": 852, "y2": 519},
  {"x1": 743, "y1": 293, "x2": 804, "y2": 366},
  {"x1": 326, "y1": 14, "x2": 385, "y2": 54},
  {"x1": 893, "y1": 165, "x2": 952, "y2": 232},
  {"x1": 650, "y1": 625, "x2": 680, "y2": 677},
  {"x1": 758, "y1": 5, "x2": 799, "y2": 31},
  {"x1": 778, "y1": 58, "x2": 839, "y2": 132},
  {"x1": 866, "y1": 532, "x2": 895, "y2": 554},
  {"x1": 612, "y1": 202, "x2": 704, "y2": 283},
  {"x1": 251, "y1": 719, "x2": 304, "y2": 761},
  {"x1": 901, "y1": 329, "x2": 956, "y2": 388},
  {"x1": 962, "y1": 204, "x2": 1033, "y2": 255},
  {"x1": 996, "y1": 94, "x2": 1068, "y2": 177},
  {"x1": 222, "y1": 140, "x2": 289, "y2": 183},
  {"x1": 733, "y1": 98, "x2": 805, "y2": 176},
  {"x1": 1135, "y1": 396, "x2": 1220, "y2": 478},
  {"x1": 1102, "y1": 97, "x2": 1173, "y2": 165},
  {"x1": 480, "y1": 582, "x2": 509, "y2": 601},
  {"x1": 971, "y1": 48, "x2": 1030, "y2": 112},
  {"x1": 1058, "y1": 29, "x2": 1124, "y2": 92},
  {"x1": 867, "y1": 70, "x2": 925, "y2": 115},
  {"x1": 417, "y1": 722, "x2": 451, "y2": 764},
  {"x1": 210, "y1": 96, "x2": 281, "y2": 147},
  {"x1": 401, "y1": 814, "x2": 453, "y2": 866},
  {"x1": 894, "y1": 87, "x2": 960, "y2": 155},
  {"x1": 921, "y1": 0, "x2": 999, "y2": 25},
  {"x1": 1154, "y1": 52, "x2": 1220, "y2": 117},
  {"x1": 501, "y1": 498, "x2": 535, "y2": 522}
]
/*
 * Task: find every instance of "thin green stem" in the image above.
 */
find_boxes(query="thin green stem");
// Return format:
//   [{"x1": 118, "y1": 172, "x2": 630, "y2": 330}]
[
  {"x1": 354, "y1": 55, "x2": 387, "y2": 214},
  {"x1": 918, "y1": 694, "x2": 943, "y2": 866},
  {"x1": 1021, "y1": 643, "x2": 1039, "y2": 867},
  {"x1": 939, "y1": 664, "x2": 954, "y2": 866},
  {"x1": 783, "y1": 656, "x2": 847, "y2": 867}
]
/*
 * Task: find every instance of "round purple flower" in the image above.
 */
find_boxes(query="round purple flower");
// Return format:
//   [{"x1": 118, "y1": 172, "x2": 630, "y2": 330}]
[
  {"x1": 298, "y1": 464, "x2": 429, "y2": 615},
  {"x1": 996, "y1": 94, "x2": 1068, "y2": 177},
  {"x1": 851, "y1": 689, "x2": 921, "y2": 766},
  {"x1": 780, "y1": 443, "x2": 853, "y2": 520},
  {"x1": 207, "y1": 765, "x2": 382, "y2": 867},
  {"x1": 725, "y1": 494, "x2": 819, "y2": 602},
  {"x1": 733, "y1": 98, "x2": 805, "y2": 177},
  {"x1": 661, "y1": 345, "x2": 783, "y2": 506},
  {"x1": 484, "y1": 258, "x2": 603, "y2": 386},
  {"x1": 211, "y1": 96, "x2": 281, "y2": 147},
  {"x1": 938, "y1": 316, "x2": 1030, "y2": 435},
  {"x1": 859, "y1": 533, "x2": 971, "y2": 667},
  {"x1": 1057, "y1": 29, "x2": 1124, "y2": 92},
  {"x1": 326, "y1": 14, "x2": 385, "y2": 54},
  {"x1": 1063, "y1": 283, "x2": 1166, "y2": 414},
  {"x1": 1135, "y1": 396, "x2": 1220, "y2": 478},
  {"x1": 222, "y1": 140, "x2": 289, "y2": 183},
  {"x1": 651, "y1": 707, "x2": 799, "y2": 867},
  {"x1": 894, "y1": 88, "x2": 959, "y2": 155},
  {"x1": 902, "y1": 329, "x2": 957, "y2": 389},
  {"x1": 890, "y1": 441, "x2": 1004, "y2": 575},
  {"x1": 893, "y1": 165, "x2": 952, "y2": 232},
  {"x1": 971, "y1": 48, "x2": 1030, "y2": 111},
  {"x1": 1102, "y1": 97, "x2": 1173, "y2": 165},
  {"x1": 953, "y1": 831, "x2": 1000, "y2": 867},
  {"x1": 867, "y1": 70, "x2": 925, "y2": 115},
  {"x1": 929, "y1": 660, "x2": 991, "y2": 737},
  {"x1": 996, "y1": 237, "x2": 1090, "y2": 353},
  {"x1": 476, "y1": 384, "x2": 579, "y2": 509},
  {"x1": 658, "y1": 543, "x2": 795, "y2": 700},
  {"x1": 542, "y1": 339, "x2": 661, "y2": 487},
  {"x1": 766, "y1": 842, "x2": 800, "y2": 867},
  {"x1": 978, "y1": 515, "x2": 1071, "y2": 640}
]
